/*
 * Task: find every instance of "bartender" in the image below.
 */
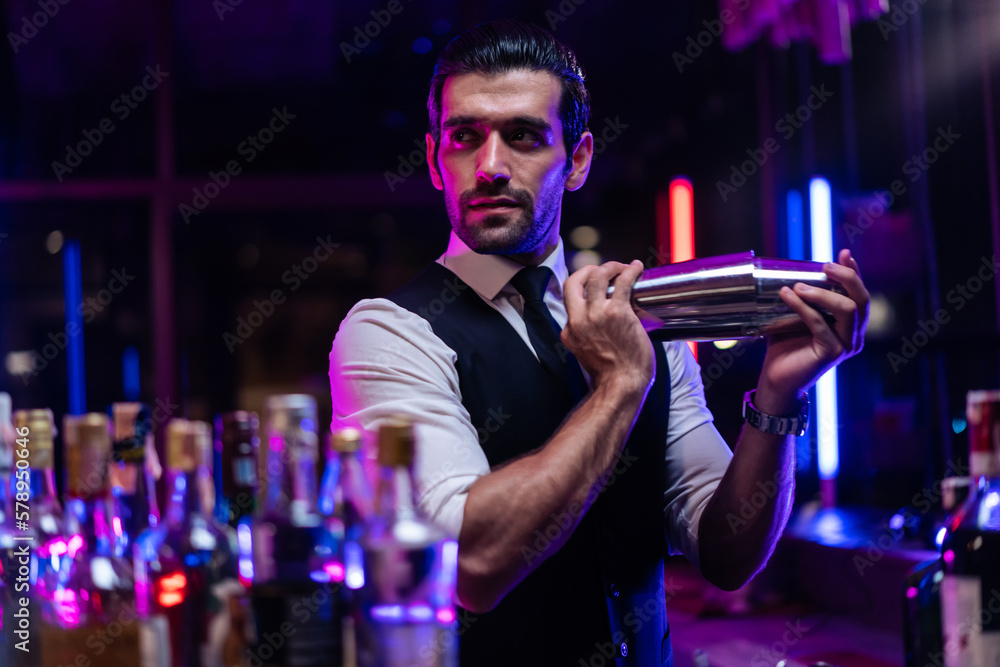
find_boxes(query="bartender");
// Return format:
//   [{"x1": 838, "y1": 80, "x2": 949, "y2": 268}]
[{"x1": 329, "y1": 18, "x2": 869, "y2": 666}]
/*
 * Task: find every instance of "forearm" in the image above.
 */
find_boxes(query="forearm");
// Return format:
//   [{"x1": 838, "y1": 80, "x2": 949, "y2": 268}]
[
  {"x1": 697, "y1": 390, "x2": 797, "y2": 591},
  {"x1": 456, "y1": 378, "x2": 647, "y2": 612}
]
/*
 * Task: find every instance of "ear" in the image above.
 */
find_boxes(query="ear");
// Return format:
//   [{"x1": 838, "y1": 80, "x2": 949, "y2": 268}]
[
  {"x1": 426, "y1": 133, "x2": 444, "y2": 191},
  {"x1": 564, "y1": 131, "x2": 593, "y2": 192}
]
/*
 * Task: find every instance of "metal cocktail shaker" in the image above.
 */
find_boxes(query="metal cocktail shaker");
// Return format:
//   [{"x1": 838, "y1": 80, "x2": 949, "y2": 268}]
[{"x1": 612, "y1": 251, "x2": 846, "y2": 341}]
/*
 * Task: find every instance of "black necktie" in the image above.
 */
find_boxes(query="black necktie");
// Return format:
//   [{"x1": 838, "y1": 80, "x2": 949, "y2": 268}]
[{"x1": 510, "y1": 266, "x2": 588, "y2": 402}]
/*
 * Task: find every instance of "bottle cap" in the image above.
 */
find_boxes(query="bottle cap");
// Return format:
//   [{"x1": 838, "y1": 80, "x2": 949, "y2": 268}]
[
  {"x1": 167, "y1": 419, "x2": 214, "y2": 472},
  {"x1": 331, "y1": 428, "x2": 363, "y2": 454},
  {"x1": 66, "y1": 413, "x2": 112, "y2": 497},
  {"x1": 13, "y1": 408, "x2": 56, "y2": 468},
  {"x1": 216, "y1": 411, "x2": 259, "y2": 453},
  {"x1": 219, "y1": 410, "x2": 258, "y2": 433},
  {"x1": 264, "y1": 394, "x2": 318, "y2": 461},
  {"x1": 378, "y1": 417, "x2": 414, "y2": 467}
]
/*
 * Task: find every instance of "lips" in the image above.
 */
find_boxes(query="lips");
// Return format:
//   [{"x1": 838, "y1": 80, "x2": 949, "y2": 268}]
[{"x1": 469, "y1": 199, "x2": 521, "y2": 209}]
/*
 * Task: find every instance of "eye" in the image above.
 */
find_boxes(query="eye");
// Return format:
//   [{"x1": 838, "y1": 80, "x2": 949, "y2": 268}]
[
  {"x1": 450, "y1": 129, "x2": 477, "y2": 144},
  {"x1": 511, "y1": 129, "x2": 541, "y2": 145}
]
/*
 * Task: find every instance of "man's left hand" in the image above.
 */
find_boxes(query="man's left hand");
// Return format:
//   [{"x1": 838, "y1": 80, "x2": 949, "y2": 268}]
[{"x1": 754, "y1": 248, "x2": 870, "y2": 416}]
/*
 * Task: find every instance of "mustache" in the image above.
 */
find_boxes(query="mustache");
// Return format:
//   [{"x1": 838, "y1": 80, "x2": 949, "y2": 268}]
[{"x1": 459, "y1": 183, "x2": 532, "y2": 208}]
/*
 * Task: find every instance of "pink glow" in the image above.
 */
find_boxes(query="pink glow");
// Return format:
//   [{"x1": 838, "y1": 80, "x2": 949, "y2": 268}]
[
  {"x1": 113, "y1": 517, "x2": 123, "y2": 537},
  {"x1": 67, "y1": 535, "x2": 85, "y2": 558},
  {"x1": 325, "y1": 561, "x2": 346, "y2": 583},
  {"x1": 55, "y1": 588, "x2": 81, "y2": 626},
  {"x1": 270, "y1": 434, "x2": 283, "y2": 453},
  {"x1": 943, "y1": 549, "x2": 955, "y2": 565},
  {"x1": 906, "y1": 587, "x2": 918, "y2": 599},
  {"x1": 436, "y1": 608, "x2": 456, "y2": 624},
  {"x1": 48, "y1": 539, "x2": 68, "y2": 557},
  {"x1": 135, "y1": 578, "x2": 149, "y2": 616}
]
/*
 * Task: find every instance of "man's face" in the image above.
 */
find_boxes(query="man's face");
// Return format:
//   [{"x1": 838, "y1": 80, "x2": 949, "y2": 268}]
[{"x1": 427, "y1": 69, "x2": 591, "y2": 260}]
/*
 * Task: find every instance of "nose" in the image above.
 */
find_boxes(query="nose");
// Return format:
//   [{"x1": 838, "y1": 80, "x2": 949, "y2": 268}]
[{"x1": 476, "y1": 131, "x2": 510, "y2": 184}]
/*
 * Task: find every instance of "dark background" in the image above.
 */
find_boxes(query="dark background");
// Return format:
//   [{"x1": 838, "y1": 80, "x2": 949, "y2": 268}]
[{"x1": 1, "y1": 0, "x2": 998, "y2": 509}]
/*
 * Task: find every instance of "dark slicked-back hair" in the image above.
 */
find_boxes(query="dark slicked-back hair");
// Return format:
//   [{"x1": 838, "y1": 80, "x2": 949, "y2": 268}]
[{"x1": 427, "y1": 19, "x2": 590, "y2": 166}]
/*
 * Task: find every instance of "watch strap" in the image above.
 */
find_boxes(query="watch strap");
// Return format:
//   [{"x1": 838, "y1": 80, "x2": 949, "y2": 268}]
[{"x1": 742, "y1": 390, "x2": 809, "y2": 437}]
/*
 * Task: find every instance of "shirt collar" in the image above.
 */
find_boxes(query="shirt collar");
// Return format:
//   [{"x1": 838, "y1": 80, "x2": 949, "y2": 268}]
[{"x1": 439, "y1": 230, "x2": 569, "y2": 301}]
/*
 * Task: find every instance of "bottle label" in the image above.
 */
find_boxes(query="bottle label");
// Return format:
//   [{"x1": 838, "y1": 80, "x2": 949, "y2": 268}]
[
  {"x1": 113, "y1": 436, "x2": 147, "y2": 464},
  {"x1": 941, "y1": 574, "x2": 1000, "y2": 666},
  {"x1": 232, "y1": 456, "x2": 258, "y2": 488}
]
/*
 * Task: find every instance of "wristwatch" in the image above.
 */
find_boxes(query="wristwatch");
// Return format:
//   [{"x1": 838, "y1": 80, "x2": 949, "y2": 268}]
[{"x1": 742, "y1": 390, "x2": 810, "y2": 437}]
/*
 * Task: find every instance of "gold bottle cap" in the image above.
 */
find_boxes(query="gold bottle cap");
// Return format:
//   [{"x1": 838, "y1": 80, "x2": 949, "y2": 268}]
[
  {"x1": 14, "y1": 408, "x2": 56, "y2": 468},
  {"x1": 67, "y1": 413, "x2": 112, "y2": 497},
  {"x1": 331, "y1": 428, "x2": 363, "y2": 453},
  {"x1": 167, "y1": 418, "x2": 196, "y2": 472},
  {"x1": 377, "y1": 417, "x2": 414, "y2": 467},
  {"x1": 167, "y1": 419, "x2": 213, "y2": 472}
]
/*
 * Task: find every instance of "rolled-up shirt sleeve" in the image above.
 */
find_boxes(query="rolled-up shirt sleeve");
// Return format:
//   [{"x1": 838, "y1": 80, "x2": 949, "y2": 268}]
[
  {"x1": 661, "y1": 341, "x2": 735, "y2": 572},
  {"x1": 329, "y1": 298, "x2": 490, "y2": 538}
]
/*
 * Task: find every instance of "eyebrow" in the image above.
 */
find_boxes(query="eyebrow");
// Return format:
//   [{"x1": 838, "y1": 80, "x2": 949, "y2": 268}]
[{"x1": 442, "y1": 115, "x2": 554, "y2": 134}]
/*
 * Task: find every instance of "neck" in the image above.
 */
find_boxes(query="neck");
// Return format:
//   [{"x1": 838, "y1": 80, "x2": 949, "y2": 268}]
[
  {"x1": 0, "y1": 466, "x2": 11, "y2": 523},
  {"x1": 320, "y1": 450, "x2": 370, "y2": 531},
  {"x1": 164, "y1": 468, "x2": 203, "y2": 526},
  {"x1": 375, "y1": 464, "x2": 416, "y2": 521},
  {"x1": 31, "y1": 465, "x2": 61, "y2": 507},
  {"x1": 264, "y1": 449, "x2": 319, "y2": 520},
  {"x1": 506, "y1": 220, "x2": 561, "y2": 267},
  {"x1": 64, "y1": 493, "x2": 114, "y2": 555}
]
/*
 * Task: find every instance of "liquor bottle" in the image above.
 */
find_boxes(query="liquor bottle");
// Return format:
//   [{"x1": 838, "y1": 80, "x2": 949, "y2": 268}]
[
  {"x1": 357, "y1": 417, "x2": 459, "y2": 667},
  {"x1": 0, "y1": 392, "x2": 24, "y2": 665},
  {"x1": 134, "y1": 418, "x2": 245, "y2": 667},
  {"x1": 0, "y1": 392, "x2": 11, "y2": 526},
  {"x1": 10, "y1": 410, "x2": 66, "y2": 634},
  {"x1": 320, "y1": 428, "x2": 375, "y2": 667},
  {"x1": 215, "y1": 411, "x2": 260, "y2": 530},
  {"x1": 40, "y1": 413, "x2": 141, "y2": 665},
  {"x1": 320, "y1": 428, "x2": 373, "y2": 550},
  {"x1": 940, "y1": 389, "x2": 1000, "y2": 665},
  {"x1": 110, "y1": 402, "x2": 162, "y2": 552},
  {"x1": 251, "y1": 394, "x2": 341, "y2": 665},
  {"x1": 216, "y1": 411, "x2": 260, "y2": 589}
]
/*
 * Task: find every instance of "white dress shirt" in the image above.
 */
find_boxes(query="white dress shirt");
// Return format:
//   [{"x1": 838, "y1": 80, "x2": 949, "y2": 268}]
[{"x1": 329, "y1": 231, "x2": 735, "y2": 571}]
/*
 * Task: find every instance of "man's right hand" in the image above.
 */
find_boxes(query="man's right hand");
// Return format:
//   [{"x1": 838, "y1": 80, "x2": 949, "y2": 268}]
[{"x1": 561, "y1": 259, "x2": 655, "y2": 394}]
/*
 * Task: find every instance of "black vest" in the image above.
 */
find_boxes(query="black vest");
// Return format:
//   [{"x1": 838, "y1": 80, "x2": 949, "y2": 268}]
[{"x1": 389, "y1": 262, "x2": 674, "y2": 667}]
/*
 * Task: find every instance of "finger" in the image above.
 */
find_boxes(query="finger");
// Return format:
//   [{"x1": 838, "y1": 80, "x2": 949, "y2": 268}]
[
  {"x1": 586, "y1": 261, "x2": 627, "y2": 306},
  {"x1": 780, "y1": 286, "x2": 843, "y2": 355},
  {"x1": 791, "y1": 282, "x2": 857, "y2": 350},
  {"x1": 610, "y1": 260, "x2": 644, "y2": 304},
  {"x1": 564, "y1": 264, "x2": 596, "y2": 323},
  {"x1": 838, "y1": 248, "x2": 860, "y2": 278},
  {"x1": 824, "y1": 261, "x2": 870, "y2": 317}
]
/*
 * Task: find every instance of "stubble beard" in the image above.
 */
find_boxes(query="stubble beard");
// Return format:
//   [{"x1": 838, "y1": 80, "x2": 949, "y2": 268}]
[{"x1": 446, "y1": 180, "x2": 563, "y2": 256}]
